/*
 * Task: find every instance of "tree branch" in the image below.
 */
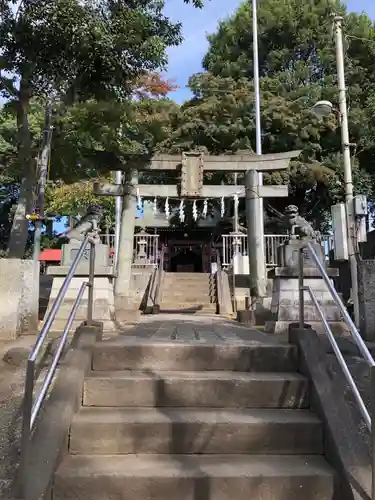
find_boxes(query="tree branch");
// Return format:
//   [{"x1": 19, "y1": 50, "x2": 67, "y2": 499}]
[{"x1": 0, "y1": 74, "x2": 19, "y2": 98}]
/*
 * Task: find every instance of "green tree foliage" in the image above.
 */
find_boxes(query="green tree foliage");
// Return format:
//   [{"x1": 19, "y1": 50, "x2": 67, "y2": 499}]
[
  {"x1": 0, "y1": 93, "x2": 180, "y2": 247},
  {"x1": 50, "y1": 96, "x2": 180, "y2": 181},
  {"x1": 168, "y1": 0, "x2": 375, "y2": 230},
  {"x1": 0, "y1": 0, "x2": 203, "y2": 257}
]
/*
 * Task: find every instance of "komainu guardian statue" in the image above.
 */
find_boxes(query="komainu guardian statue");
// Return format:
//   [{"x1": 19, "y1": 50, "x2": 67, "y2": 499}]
[{"x1": 283, "y1": 205, "x2": 321, "y2": 242}]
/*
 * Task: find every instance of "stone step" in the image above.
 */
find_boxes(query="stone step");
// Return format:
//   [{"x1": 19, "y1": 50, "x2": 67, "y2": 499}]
[
  {"x1": 83, "y1": 371, "x2": 309, "y2": 408},
  {"x1": 69, "y1": 407, "x2": 323, "y2": 455},
  {"x1": 164, "y1": 273, "x2": 211, "y2": 278},
  {"x1": 163, "y1": 284, "x2": 213, "y2": 290},
  {"x1": 159, "y1": 302, "x2": 217, "y2": 309},
  {"x1": 162, "y1": 294, "x2": 214, "y2": 302},
  {"x1": 163, "y1": 279, "x2": 213, "y2": 284},
  {"x1": 163, "y1": 278, "x2": 213, "y2": 284},
  {"x1": 53, "y1": 454, "x2": 334, "y2": 500},
  {"x1": 162, "y1": 287, "x2": 213, "y2": 292},
  {"x1": 92, "y1": 341, "x2": 298, "y2": 372}
]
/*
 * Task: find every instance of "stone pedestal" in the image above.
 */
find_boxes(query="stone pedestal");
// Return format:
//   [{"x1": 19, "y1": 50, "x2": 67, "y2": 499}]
[
  {"x1": 61, "y1": 241, "x2": 110, "y2": 270},
  {"x1": 265, "y1": 240, "x2": 346, "y2": 335},
  {"x1": 45, "y1": 242, "x2": 116, "y2": 332}
]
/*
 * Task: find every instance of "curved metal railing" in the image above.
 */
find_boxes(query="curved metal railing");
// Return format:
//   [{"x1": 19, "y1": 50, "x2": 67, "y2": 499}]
[
  {"x1": 19, "y1": 213, "x2": 102, "y2": 496},
  {"x1": 298, "y1": 241, "x2": 375, "y2": 430},
  {"x1": 153, "y1": 246, "x2": 165, "y2": 312}
]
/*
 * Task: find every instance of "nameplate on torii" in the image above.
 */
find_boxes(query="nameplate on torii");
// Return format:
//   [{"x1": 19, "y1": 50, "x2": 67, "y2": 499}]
[{"x1": 93, "y1": 150, "x2": 301, "y2": 199}]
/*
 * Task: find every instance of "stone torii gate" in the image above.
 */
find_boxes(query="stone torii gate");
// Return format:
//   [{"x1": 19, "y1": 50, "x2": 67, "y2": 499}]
[{"x1": 94, "y1": 150, "x2": 300, "y2": 317}]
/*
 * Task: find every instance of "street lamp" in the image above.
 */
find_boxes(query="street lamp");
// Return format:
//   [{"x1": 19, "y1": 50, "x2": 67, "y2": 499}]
[{"x1": 311, "y1": 100, "x2": 334, "y2": 118}]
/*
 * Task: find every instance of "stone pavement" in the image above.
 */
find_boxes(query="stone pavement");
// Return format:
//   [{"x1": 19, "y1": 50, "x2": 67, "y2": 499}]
[{"x1": 111, "y1": 313, "x2": 289, "y2": 344}]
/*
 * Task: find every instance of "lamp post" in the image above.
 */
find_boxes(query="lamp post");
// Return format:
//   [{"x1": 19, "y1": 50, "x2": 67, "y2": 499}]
[
  {"x1": 311, "y1": 15, "x2": 359, "y2": 327},
  {"x1": 114, "y1": 170, "x2": 122, "y2": 274},
  {"x1": 245, "y1": 0, "x2": 267, "y2": 300}
]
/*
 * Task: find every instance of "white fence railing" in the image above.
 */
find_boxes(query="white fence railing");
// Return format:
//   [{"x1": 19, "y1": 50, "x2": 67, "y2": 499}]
[
  {"x1": 100, "y1": 232, "x2": 160, "y2": 267},
  {"x1": 133, "y1": 232, "x2": 159, "y2": 266},
  {"x1": 222, "y1": 234, "x2": 289, "y2": 268},
  {"x1": 221, "y1": 233, "x2": 334, "y2": 268},
  {"x1": 100, "y1": 232, "x2": 334, "y2": 269}
]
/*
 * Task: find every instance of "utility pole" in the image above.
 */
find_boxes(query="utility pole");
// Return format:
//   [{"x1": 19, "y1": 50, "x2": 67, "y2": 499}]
[
  {"x1": 31, "y1": 102, "x2": 53, "y2": 326},
  {"x1": 334, "y1": 15, "x2": 359, "y2": 326},
  {"x1": 32, "y1": 102, "x2": 53, "y2": 264}
]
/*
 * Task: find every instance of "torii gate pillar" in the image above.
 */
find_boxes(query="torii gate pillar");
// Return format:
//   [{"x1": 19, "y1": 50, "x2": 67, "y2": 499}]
[
  {"x1": 246, "y1": 169, "x2": 266, "y2": 298},
  {"x1": 113, "y1": 170, "x2": 140, "y2": 323}
]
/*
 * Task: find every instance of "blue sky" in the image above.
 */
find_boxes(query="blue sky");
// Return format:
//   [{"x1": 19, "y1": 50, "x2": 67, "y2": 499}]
[{"x1": 164, "y1": 0, "x2": 375, "y2": 103}]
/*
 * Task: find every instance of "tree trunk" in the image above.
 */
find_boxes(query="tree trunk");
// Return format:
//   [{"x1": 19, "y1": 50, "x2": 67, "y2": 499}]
[
  {"x1": 46, "y1": 219, "x2": 53, "y2": 238},
  {"x1": 7, "y1": 81, "x2": 35, "y2": 258}
]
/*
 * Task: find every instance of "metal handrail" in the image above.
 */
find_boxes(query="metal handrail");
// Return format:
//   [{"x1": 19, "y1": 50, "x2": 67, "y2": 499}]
[
  {"x1": 19, "y1": 227, "x2": 98, "y2": 496},
  {"x1": 298, "y1": 241, "x2": 375, "y2": 431},
  {"x1": 216, "y1": 252, "x2": 224, "y2": 312},
  {"x1": 153, "y1": 246, "x2": 165, "y2": 309}
]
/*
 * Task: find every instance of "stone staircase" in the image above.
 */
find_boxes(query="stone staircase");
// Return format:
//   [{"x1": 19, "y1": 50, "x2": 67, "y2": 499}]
[
  {"x1": 52, "y1": 338, "x2": 335, "y2": 499},
  {"x1": 160, "y1": 272, "x2": 217, "y2": 314}
]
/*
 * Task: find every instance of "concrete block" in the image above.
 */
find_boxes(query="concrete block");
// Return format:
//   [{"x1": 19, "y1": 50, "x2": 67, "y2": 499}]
[
  {"x1": 266, "y1": 265, "x2": 345, "y2": 334},
  {"x1": 0, "y1": 258, "x2": 38, "y2": 340},
  {"x1": 43, "y1": 277, "x2": 115, "y2": 332},
  {"x1": 69, "y1": 407, "x2": 323, "y2": 455},
  {"x1": 92, "y1": 341, "x2": 299, "y2": 372},
  {"x1": 61, "y1": 242, "x2": 110, "y2": 267},
  {"x1": 279, "y1": 239, "x2": 325, "y2": 269},
  {"x1": 83, "y1": 371, "x2": 309, "y2": 408},
  {"x1": 53, "y1": 454, "x2": 334, "y2": 500},
  {"x1": 265, "y1": 320, "x2": 349, "y2": 336}
]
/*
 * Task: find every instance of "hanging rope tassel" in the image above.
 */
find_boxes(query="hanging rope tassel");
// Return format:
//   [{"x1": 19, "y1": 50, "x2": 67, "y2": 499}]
[
  {"x1": 165, "y1": 197, "x2": 170, "y2": 219},
  {"x1": 192, "y1": 200, "x2": 198, "y2": 221},
  {"x1": 179, "y1": 199, "x2": 185, "y2": 223},
  {"x1": 220, "y1": 196, "x2": 225, "y2": 218},
  {"x1": 203, "y1": 199, "x2": 208, "y2": 218}
]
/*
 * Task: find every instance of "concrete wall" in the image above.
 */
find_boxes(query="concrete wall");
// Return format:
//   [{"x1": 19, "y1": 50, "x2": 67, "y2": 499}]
[
  {"x1": 0, "y1": 259, "x2": 39, "y2": 340},
  {"x1": 330, "y1": 230, "x2": 375, "y2": 302},
  {"x1": 290, "y1": 325, "x2": 372, "y2": 500},
  {"x1": 358, "y1": 260, "x2": 375, "y2": 341}
]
